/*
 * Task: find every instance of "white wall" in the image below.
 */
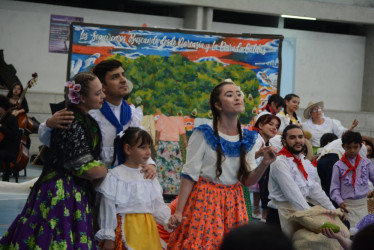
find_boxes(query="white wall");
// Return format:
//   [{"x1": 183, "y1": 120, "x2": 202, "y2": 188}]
[
  {"x1": 0, "y1": 0, "x2": 184, "y2": 95},
  {"x1": 212, "y1": 22, "x2": 366, "y2": 111},
  {"x1": 1, "y1": 0, "x2": 371, "y2": 156},
  {"x1": 0, "y1": 0, "x2": 366, "y2": 112}
]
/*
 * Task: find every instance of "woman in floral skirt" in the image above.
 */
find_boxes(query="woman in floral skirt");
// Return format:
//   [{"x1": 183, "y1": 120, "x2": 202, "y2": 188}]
[
  {"x1": 0, "y1": 72, "x2": 107, "y2": 249},
  {"x1": 167, "y1": 79, "x2": 277, "y2": 249}
]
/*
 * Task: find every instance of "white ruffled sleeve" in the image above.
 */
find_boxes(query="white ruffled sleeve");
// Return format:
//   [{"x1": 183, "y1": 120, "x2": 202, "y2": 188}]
[
  {"x1": 152, "y1": 181, "x2": 171, "y2": 229},
  {"x1": 246, "y1": 145, "x2": 257, "y2": 171},
  {"x1": 331, "y1": 118, "x2": 347, "y2": 138},
  {"x1": 95, "y1": 194, "x2": 117, "y2": 241},
  {"x1": 181, "y1": 129, "x2": 206, "y2": 181}
]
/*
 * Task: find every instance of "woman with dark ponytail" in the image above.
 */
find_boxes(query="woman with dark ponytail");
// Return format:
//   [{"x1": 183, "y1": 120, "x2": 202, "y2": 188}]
[
  {"x1": 167, "y1": 79, "x2": 277, "y2": 249},
  {"x1": 277, "y1": 93, "x2": 302, "y2": 132}
]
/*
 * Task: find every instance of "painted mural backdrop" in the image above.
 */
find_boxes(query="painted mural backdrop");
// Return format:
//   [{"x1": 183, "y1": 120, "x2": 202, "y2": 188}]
[{"x1": 68, "y1": 23, "x2": 283, "y2": 126}]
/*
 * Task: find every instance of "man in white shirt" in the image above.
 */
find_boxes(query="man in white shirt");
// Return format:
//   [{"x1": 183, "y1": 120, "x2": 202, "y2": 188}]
[
  {"x1": 38, "y1": 59, "x2": 156, "y2": 177},
  {"x1": 267, "y1": 124, "x2": 335, "y2": 236}
]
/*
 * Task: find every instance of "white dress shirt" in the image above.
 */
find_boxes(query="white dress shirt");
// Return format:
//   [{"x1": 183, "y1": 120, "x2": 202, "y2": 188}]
[{"x1": 268, "y1": 154, "x2": 335, "y2": 211}]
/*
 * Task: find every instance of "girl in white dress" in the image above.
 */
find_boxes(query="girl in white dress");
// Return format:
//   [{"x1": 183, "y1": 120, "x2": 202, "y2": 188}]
[{"x1": 95, "y1": 127, "x2": 170, "y2": 250}]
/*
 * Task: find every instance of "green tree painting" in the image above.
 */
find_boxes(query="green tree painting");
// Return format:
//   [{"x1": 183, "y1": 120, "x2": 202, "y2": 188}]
[{"x1": 111, "y1": 53, "x2": 260, "y2": 125}]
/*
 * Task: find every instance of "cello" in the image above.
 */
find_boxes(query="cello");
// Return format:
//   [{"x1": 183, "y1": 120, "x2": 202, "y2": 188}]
[{"x1": 8, "y1": 73, "x2": 38, "y2": 172}]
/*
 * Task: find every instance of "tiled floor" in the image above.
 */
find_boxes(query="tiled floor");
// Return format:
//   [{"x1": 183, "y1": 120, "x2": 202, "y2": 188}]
[{"x1": 0, "y1": 164, "x2": 42, "y2": 237}]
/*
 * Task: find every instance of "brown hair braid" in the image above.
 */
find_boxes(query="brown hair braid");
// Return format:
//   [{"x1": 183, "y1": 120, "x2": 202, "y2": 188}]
[
  {"x1": 209, "y1": 80, "x2": 249, "y2": 180},
  {"x1": 237, "y1": 119, "x2": 250, "y2": 182}
]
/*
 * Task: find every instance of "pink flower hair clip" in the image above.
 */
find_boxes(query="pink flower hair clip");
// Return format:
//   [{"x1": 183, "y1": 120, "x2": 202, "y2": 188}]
[{"x1": 65, "y1": 80, "x2": 81, "y2": 104}]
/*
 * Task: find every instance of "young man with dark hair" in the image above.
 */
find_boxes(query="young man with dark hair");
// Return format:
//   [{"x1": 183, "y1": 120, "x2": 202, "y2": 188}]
[
  {"x1": 38, "y1": 59, "x2": 156, "y2": 177},
  {"x1": 267, "y1": 124, "x2": 335, "y2": 236}
]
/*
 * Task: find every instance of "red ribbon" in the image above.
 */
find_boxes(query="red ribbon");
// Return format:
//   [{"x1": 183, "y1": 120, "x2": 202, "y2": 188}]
[
  {"x1": 278, "y1": 147, "x2": 308, "y2": 180},
  {"x1": 263, "y1": 104, "x2": 275, "y2": 115}
]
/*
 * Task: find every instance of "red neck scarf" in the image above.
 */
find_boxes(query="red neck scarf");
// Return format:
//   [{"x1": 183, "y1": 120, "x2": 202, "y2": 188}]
[
  {"x1": 264, "y1": 104, "x2": 275, "y2": 115},
  {"x1": 340, "y1": 153, "x2": 361, "y2": 187},
  {"x1": 278, "y1": 147, "x2": 308, "y2": 180}
]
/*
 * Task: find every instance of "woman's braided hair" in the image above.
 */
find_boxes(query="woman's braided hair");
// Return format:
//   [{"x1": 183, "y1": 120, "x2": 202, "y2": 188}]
[{"x1": 209, "y1": 80, "x2": 250, "y2": 182}]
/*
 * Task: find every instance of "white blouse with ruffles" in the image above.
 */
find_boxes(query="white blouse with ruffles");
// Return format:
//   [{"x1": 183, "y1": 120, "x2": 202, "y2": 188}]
[
  {"x1": 95, "y1": 164, "x2": 171, "y2": 241},
  {"x1": 181, "y1": 124, "x2": 257, "y2": 185},
  {"x1": 302, "y1": 116, "x2": 347, "y2": 147},
  {"x1": 268, "y1": 154, "x2": 335, "y2": 211}
]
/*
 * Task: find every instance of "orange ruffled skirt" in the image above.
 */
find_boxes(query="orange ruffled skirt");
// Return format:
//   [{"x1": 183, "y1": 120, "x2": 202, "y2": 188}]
[{"x1": 167, "y1": 177, "x2": 249, "y2": 249}]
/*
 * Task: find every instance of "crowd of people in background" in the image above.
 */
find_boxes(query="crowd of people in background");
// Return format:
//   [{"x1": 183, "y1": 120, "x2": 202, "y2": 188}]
[{"x1": 0, "y1": 59, "x2": 373, "y2": 249}]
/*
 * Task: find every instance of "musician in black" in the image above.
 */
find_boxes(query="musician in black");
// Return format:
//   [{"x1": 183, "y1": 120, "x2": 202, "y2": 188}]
[
  {"x1": 0, "y1": 95, "x2": 20, "y2": 181},
  {"x1": 7, "y1": 82, "x2": 29, "y2": 117}
]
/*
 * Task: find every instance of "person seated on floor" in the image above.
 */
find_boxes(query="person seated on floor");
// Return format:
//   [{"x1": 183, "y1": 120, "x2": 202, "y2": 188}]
[
  {"x1": 267, "y1": 124, "x2": 336, "y2": 237},
  {"x1": 0, "y1": 95, "x2": 20, "y2": 182}
]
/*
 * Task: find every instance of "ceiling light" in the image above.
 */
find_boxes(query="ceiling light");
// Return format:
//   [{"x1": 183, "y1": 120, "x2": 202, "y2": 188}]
[{"x1": 281, "y1": 15, "x2": 317, "y2": 21}]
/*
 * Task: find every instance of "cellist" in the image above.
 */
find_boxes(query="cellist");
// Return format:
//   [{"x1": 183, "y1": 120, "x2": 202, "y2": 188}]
[
  {"x1": 7, "y1": 82, "x2": 29, "y2": 117},
  {"x1": 0, "y1": 95, "x2": 20, "y2": 181}
]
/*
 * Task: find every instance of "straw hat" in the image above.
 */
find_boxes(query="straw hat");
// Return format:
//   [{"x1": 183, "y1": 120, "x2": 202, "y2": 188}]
[
  {"x1": 303, "y1": 101, "x2": 324, "y2": 119},
  {"x1": 303, "y1": 138, "x2": 314, "y2": 161}
]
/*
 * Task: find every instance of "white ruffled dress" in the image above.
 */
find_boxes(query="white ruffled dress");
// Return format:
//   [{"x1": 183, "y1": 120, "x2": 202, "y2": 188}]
[{"x1": 95, "y1": 164, "x2": 170, "y2": 247}]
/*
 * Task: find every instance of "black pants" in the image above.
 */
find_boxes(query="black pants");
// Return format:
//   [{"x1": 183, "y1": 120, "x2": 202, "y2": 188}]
[
  {"x1": 0, "y1": 150, "x2": 12, "y2": 182},
  {"x1": 266, "y1": 207, "x2": 281, "y2": 229}
]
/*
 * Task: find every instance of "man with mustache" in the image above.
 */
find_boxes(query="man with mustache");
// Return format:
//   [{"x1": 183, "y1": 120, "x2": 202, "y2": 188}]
[{"x1": 267, "y1": 124, "x2": 335, "y2": 237}]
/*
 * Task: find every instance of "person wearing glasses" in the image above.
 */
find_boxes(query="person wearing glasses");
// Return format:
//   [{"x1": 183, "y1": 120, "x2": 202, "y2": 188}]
[{"x1": 302, "y1": 101, "x2": 358, "y2": 153}]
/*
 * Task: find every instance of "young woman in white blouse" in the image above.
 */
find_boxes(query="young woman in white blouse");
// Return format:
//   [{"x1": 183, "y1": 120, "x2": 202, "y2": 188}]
[
  {"x1": 277, "y1": 93, "x2": 302, "y2": 132},
  {"x1": 167, "y1": 80, "x2": 277, "y2": 249},
  {"x1": 95, "y1": 127, "x2": 170, "y2": 250}
]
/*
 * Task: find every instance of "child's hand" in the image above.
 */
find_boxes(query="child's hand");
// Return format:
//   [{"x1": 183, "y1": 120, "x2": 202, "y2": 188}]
[
  {"x1": 340, "y1": 202, "x2": 349, "y2": 213},
  {"x1": 140, "y1": 164, "x2": 157, "y2": 179},
  {"x1": 321, "y1": 228, "x2": 341, "y2": 240},
  {"x1": 168, "y1": 212, "x2": 184, "y2": 230},
  {"x1": 102, "y1": 239, "x2": 115, "y2": 250}
]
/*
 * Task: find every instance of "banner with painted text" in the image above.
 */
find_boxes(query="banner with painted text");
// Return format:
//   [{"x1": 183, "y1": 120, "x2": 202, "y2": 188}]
[{"x1": 68, "y1": 23, "x2": 283, "y2": 127}]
